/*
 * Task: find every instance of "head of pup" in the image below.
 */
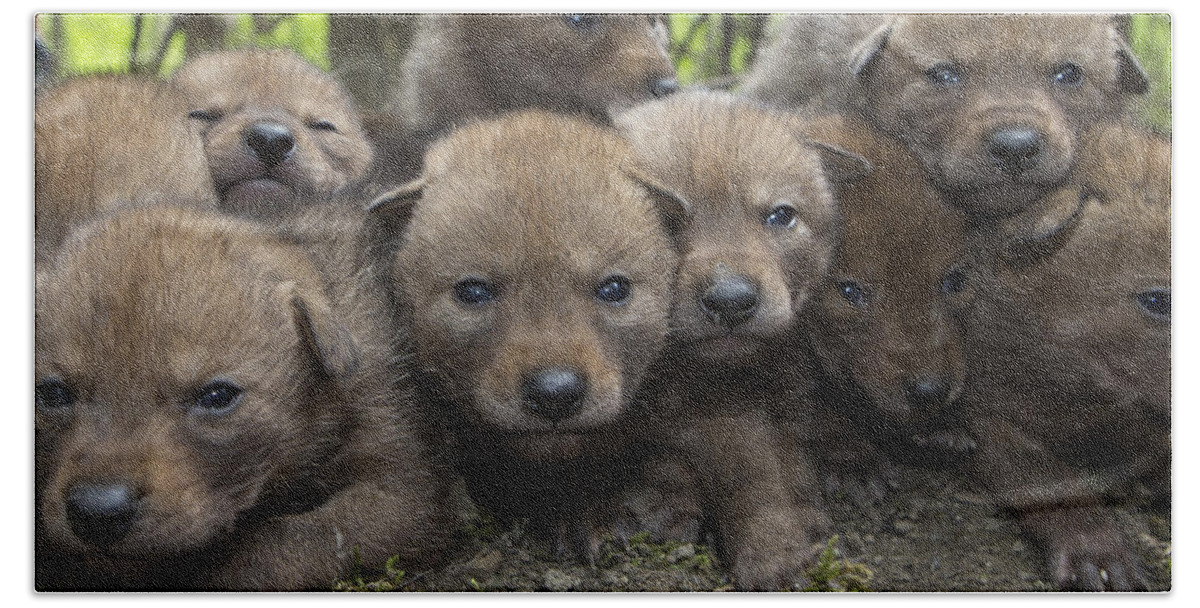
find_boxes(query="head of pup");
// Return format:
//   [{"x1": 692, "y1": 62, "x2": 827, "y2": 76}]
[
  {"x1": 458, "y1": 14, "x2": 678, "y2": 119},
  {"x1": 808, "y1": 178, "x2": 972, "y2": 424},
  {"x1": 614, "y1": 92, "x2": 871, "y2": 364},
  {"x1": 367, "y1": 111, "x2": 686, "y2": 461},
  {"x1": 849, "y1": 14, "x2": 1149, "y2": 217},
  {"x1": 35, "y1": 207, "x2": 360, "y2": 558},
  {"x1": 33, "y1": 76, "x2": 218, "y2": 262},
  {"x1": 173, "y1": 48, "x2": 374, "y2": 219},
  {"x1": 992, "y1": 168, "x2": 1169, "y2": 415}
]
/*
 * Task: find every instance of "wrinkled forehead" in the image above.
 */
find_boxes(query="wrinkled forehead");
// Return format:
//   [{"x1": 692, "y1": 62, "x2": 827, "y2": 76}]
[
  {"x1": 893, "y1": 14, "x2": 1117, "y2": 70},
  {"x1": 178, "y1": 55, "x2": 350, "y2": 115},
  {"x1": 37, "y1": 255, "x2": 291, "y2": 381},
  {"x1": 405, "y1": 173, "x2": 665, "y2": 281}
]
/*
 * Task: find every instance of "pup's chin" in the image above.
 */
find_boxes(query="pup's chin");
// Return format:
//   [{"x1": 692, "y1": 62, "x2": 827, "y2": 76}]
[
  {"x1": 220, "y1": 179, "x2": 297, "y2": 219},
  {"x1": 502, "y1": 432, "x2": 586, "y2": 462},
  {"x1": 691, "y1": 334, "x2": 762, "y2": 362}
]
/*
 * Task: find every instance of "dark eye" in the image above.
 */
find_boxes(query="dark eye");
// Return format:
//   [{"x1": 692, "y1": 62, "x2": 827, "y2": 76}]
[
  {"x1": 193, "y1": 381, "x2": 243, "y2": 414},
  {"x1": 926, "y1": 63, "x2": 963, "y2": 87},
  {"x1": 308, "y1": 119, "x2": 338, "y2": 132},
  {"x1": 941, "y1": 266, "x2": 969, "y2": 295},
  {"x1": 35, "y1": 378, "x2": 75, "y2": 411},
  {"x1": 765, "y1": 204, "x2": 798, "y2": 229},
  {"x1": 1051, "y1": 62, "x2": 1084, "y2": 87},
  {"x1": 595, "y1": 275, "x2": 632, "y2": 305},
  {"x1": 837, "y1": 280, "x2": 869, "y2": 308},
  {"x1": 1135, "y1": 288, "x2": 1170, "y2": 321},
  {"x1": 563, "y1": 14, "x2": 597, "y2": 29},
  {"x1": 454, "y1": 278, "x2": 496, "y2": 306},
  {"x1": 188, "y1": 109, "x2": 222, "y2": 122}
]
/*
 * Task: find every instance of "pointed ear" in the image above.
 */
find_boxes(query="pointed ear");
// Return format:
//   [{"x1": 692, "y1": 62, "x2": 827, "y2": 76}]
[
  {"x1": 1115, "y1": 34, "x2": 1150, "y2": 95},
  {"x1": 625, "y1": 167, "x2": 692, "y2": 247},
  {"x1": 367, "y1": 178, "x2": 424, "y2": 220},
  {"x1": 849, "y1": 20, "x2": 894, "y2": 78},
  {"x1": 364, "y1": 178, "x2": 425, "y2": 257},
  {"x1": 809, "y1": 140, "x2": 874, "y2": 184},
  {"x1": 282, "y1": 281, "x2": 361, "y2": 380},
  {"x1": 999, "y1": 187, "x2": 1088, "y2": 267}
]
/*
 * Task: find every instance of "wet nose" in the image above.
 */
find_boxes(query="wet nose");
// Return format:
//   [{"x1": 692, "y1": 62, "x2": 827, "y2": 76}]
[
  {"x1": 699, "y1": 274, "x2": 759, "y2": 327},
  {"x1": 904, "y1": 375, "x2": 953, "y2": 410},
  {"x1": 243, "y1": 122, "x2": 296, "y2": 167},
  {"x1": 986, "y1": 126, "x2": 1043, "y2": 171},
  {"x1": 521, "y1": 367, "x2": 589, "y2": 422},
  {"x1": 65, "y1": 481, "x2": 140, "y2": 548},
  {"x1": 650, "y1": 77, "x2": 679, "y2": 98}
]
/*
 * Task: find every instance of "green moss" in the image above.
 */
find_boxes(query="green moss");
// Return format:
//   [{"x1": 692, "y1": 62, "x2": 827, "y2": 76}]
[
  {"x1": 803, "y1": 536, "x2": 873, "y2": 592},
  {"x1": 598, "y1": 531, "x2": 719, "y2": 575},
  {"x1": 332, "y1": 551, "x2": 410, "y2": 592},
  {"x1": 460, "y1": 510, "x2": 502, "y2": 545}
]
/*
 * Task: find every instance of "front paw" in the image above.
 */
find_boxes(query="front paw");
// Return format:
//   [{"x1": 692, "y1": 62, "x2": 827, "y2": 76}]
[
  {"x1": 820, "y1": 448, "x2": 900, "y2": 507},
  {"x1": 1027, "y1": 507, "x2": 1149, "y2": 591},
  {"x1": 1047, "y1": 527, "x2": 1148, "y2": 591},
  {"x1": 911, "y1": 428, "x2": 977, "y2": 454},
  {"x1": 727, "y1": 507, "x2": 830, "y2": 591},
  {"x1": 613, "y1": 456, "x2": 704, "y2": 545}
]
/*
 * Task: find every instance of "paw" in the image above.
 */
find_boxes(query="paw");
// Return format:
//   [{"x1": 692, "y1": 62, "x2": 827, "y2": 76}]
[
  {"x1": 727, "y1": 507, "x2": 829, "y2": 591},
  {"x1": 911, "y1": 429, "x2": 977, "y2": 454},
  {"x1": 614, "y1": 483, "x2": 703, "y2": 546},
  {"x1": 821, "y1": 453, "x2": 900, "y2": 507},
  {"x1": 1028, "y1": 507, "x2": 1150, "y2": 591},
  {"x1": 1048, "y1": 530, "x2": 1148, "y2": 591}
]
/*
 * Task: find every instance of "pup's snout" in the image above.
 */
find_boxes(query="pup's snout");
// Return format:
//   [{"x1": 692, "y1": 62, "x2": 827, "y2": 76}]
[
  {"x1": 65, "y1": 481, "x2": 141, "y2": 548},
  {"x1": 903, "y1": 375, "x2": 953, "y2": 411},
  {"x1": 986, "y1": 126, "x2": 1043, "y2": 172},
  {"x1": 521, "y1": 367, "x2": 589, "y2": 422},
  {"x1": 700, "y1": 274, "x2": 759, "y2": 328},
  {"x1": 243, "y1": 122, "x2": 296, "y2": 168}
]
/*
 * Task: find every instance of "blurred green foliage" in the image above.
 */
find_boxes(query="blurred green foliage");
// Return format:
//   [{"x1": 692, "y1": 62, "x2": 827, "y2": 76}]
[
  {"x1": 669, "y1": 13, "x2": 766, "y2": 85},
  {"x1": 1130, "y1": 14, "x2": 1171, "y2": 133},
  {"x1": 36, "y1": 12, "x2": 1171, "y2": 132}
]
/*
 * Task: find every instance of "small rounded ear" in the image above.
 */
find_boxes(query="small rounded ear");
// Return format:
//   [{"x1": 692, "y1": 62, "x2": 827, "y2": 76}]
[
  {"x1": 849, "y1": 19, "x2": 894, "y2": 78},
  {"x1": 1114, "y1": 33, "x2": 1150, "y2": 95},
  {"x1": 625, "y1": 167, "x2": 692, "y2": 247},
  {"x1": 282, "y1": 281, "x2": 361, "y2": 380},
  {"x1": 808, "y1": 141, "x2": 874, "y2": 184},
  {"x1": 999, "y1": 187, "x2": 1089, "y2": 267}
]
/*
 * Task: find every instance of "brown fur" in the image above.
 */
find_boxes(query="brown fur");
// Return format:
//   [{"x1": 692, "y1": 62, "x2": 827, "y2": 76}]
[
  {"x1": 172, "y1": 48, "x2": 374, "y2": 219},
  {"x1": 369, "y1": 14, "x2": 676, "y2": 184},
  {"x1": 369, "y1": 110, "x2": 683, "y2": 560},
  {"x1": 34, "y1": 75, "x2": 217, "y2": 263},
  {"x1": 35, "y1": 206, "x2": 451, "y2": 590},
  {"x1": 799, "y1": 114, "x2": 974, "y2": 504},
  {"x1": 742, "y1": 14, "x2": 1149, "y2": 216},
  {"x1": 964, "y1": 124, "x2": 1170, "y2": 590},
  {"x1": 613, "y1": 92, "x2": 869, "y2": 590}
]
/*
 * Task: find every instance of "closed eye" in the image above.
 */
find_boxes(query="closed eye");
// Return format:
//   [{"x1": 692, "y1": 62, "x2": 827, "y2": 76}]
[
  {"x1": 308, "y1": 119, "x2": 338, "y2": 132},
  {"x1": 188, "y1": 108, "x2": 223, "y2": 122}
]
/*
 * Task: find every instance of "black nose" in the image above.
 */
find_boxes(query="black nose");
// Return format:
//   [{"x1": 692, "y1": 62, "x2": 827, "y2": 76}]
[
  {"x1": 65, "y1": 481, "x2": 140, "y2": 548},
  {"x1": 700, "y1": 274, "x2": 759, "y2": 327},
  {"x1": 243, "y1": 122, "x2": 296, "y2": 167},
  {"x1": 986, "y1": 126, "x2": 1043, "y2": 171},
  {"x1": 650, "y1": 77, "x2": 679, "y2": 98},
  {"x1": 904, "y1": 375, "x2": 953, "y2": 410},
  {"x1": 522, "y1": 367, "x2": 588, "y2": 422}
]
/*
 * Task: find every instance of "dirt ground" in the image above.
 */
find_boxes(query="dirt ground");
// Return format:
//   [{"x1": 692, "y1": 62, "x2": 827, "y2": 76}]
[{"x1": 337, "y1": 457, "x2": 1171, "y2": 593}]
